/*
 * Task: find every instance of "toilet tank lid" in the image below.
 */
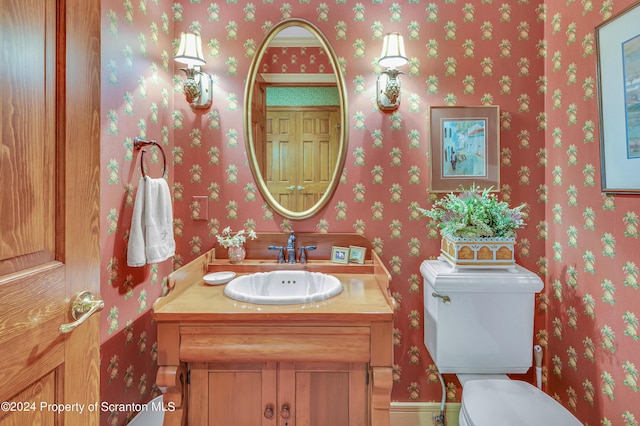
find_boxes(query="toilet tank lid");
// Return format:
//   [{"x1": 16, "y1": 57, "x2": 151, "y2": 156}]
[
  {"x1": 462, "y1": 380, "x2": 581, "y2": 426},
  {"x1": 420, "y1": 260, "x2": 543, "y2": 293}
]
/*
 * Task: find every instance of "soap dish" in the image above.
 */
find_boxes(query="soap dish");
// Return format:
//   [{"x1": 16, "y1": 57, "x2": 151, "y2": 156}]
[{"x1": 203, "y1": 271, "x2": 236, "y2": 286}]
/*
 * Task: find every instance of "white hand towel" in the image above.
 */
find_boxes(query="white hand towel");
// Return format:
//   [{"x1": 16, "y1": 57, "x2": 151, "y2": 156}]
[
  {"x1": 127, "y1": 177, "x2": 147, "y2": 267},
  {"x1": 127, "y1": 177, "x2": 175, "y2": 267}
]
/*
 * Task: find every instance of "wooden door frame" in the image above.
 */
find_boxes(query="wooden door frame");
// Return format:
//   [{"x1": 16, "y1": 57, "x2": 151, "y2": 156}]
[{"x1": 59, "y1": 0, "x2": 102, "y2": 423}]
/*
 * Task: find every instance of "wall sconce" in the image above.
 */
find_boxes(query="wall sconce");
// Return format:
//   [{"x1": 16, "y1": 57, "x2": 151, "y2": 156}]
[
  {"x1": 377, "y1": 33, "x2": 408, "y2": 111},
  {"x1": 175, "y1": 32, "x2": 212, "y2": 109}
]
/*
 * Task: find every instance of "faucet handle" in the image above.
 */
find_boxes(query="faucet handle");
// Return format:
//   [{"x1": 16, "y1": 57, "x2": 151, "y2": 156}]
[
  {"x1": 268, "y1": 245, "x2": 285, "y2": 263},
  {"x1": 298, "y1": 245, "x2": 317, "y2": 264}
]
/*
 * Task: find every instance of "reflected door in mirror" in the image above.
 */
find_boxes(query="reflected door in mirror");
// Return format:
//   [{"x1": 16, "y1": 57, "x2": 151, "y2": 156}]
[{"x1": 265, "y1": 108, "x2": 339, "y2": 212}]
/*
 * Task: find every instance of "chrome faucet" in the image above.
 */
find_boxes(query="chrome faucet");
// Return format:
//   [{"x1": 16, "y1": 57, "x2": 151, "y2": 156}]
[
  {"x1": 269, "y1": 230, "x2": 316, "y2": 264},
  {"x1": 286, "y1": 230, "x2": 297, "y2": 263},
  {"x1": 267, "y1": 230, "x2": 297, "y2": 263}
]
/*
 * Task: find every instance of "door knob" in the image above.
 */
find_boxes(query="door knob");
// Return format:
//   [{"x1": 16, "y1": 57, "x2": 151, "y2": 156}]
[
  {"x1": 59, "y1": 291, "x2": 104, "y2": 333},
  {"x1": 296, "y1": 185, "x2": 305, "y2": 191},
  {"x1": 286, "y1": 185, "x2": 295, "y2": 191}
]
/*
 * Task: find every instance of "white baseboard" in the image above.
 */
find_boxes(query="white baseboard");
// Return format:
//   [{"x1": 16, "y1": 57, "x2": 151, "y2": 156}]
[{"x1": 390, "y1": 402, "x2": 461, "y2": 426}]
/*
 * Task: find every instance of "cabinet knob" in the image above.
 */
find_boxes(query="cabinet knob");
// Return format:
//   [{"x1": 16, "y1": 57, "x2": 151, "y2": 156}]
[
  {"x1": 264, "y1": 404, "x2": 274, "y2": 419},
  {"x1": 280, "y1": 404, "x2": 290, "y2": 419}
]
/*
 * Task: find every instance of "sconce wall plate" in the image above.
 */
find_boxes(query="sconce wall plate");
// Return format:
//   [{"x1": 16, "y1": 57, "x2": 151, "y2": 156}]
[
  {"x1": 180, "y1": 67, "x2": 213, "y2": 109},
  {"x1": 376, "y1": 69, "x2": 403, "y2": 111},
  {"x1": 196, "y1": 71, "x2": 213, "y2": 109}
]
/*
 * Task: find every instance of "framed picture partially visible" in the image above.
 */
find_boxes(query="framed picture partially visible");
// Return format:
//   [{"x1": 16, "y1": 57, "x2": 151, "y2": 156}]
[
  {"x1": 596, "y1": 2, "x2": 640, "y2": 194},
  {"x1": 348, "y1": 246, "x2": 366, "y2": 264},
  {"x1": 330, "y1": 246, "x2": 349, "y2": 264},
  {"x1": 429, "y1": 106, "x2": 500, "y2": 193}
]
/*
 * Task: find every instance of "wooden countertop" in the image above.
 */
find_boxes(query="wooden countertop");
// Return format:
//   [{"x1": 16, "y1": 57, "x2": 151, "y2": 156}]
[
  {"x1": 152, "y1": 244, "x2": 395, "y2": 323},
  {"x1": 153, "y1": 273, "x2": 393, "y2": 322}
]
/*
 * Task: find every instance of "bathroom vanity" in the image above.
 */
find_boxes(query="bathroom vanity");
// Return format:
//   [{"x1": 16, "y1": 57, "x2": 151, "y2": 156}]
[{"x1": 153, "y1": 234, "x2": 396, "y2": 426}]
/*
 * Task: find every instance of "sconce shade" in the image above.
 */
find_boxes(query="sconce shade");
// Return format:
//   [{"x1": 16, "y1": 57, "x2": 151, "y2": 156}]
[
  {"x1": 378, "y1": 33, "x2": 408, "y2": 69},
  {"x1": 174, "y1": 32, "x2": 212, "y2": 109},
  {"x1": 175, "y1": 33, "x2": 206, "y2": 67},
  {"x1": 377, "y1": 33, "x2": 408, "y2": 111}
]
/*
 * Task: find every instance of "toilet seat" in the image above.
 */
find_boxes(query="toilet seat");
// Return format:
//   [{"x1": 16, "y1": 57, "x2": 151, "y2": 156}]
[{"x1": 460, "y1": 379, "x2": 582, "y2": 426}]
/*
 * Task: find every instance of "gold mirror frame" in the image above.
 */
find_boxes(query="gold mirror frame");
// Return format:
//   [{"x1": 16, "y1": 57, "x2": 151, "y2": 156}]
[{"x1": 244, "y1": 18, "x2": 348, "y2": 220}]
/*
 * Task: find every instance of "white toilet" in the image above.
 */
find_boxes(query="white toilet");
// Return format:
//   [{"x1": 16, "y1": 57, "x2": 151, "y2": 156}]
[
  {"x1": 421, "y1": 260, "x2": 582, "y2": 426},
  {"x1": 127, "y1": 395, "x2": 165, "y2": 426}
]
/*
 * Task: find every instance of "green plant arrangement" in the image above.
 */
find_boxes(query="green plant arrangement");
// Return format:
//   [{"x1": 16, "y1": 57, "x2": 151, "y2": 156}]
[
  {"x1": 215, "y1": 226, "x2": 257, "y2": 248},
  {"x1": 419, "y1": 185, "x2": 527, "y2": 239}
]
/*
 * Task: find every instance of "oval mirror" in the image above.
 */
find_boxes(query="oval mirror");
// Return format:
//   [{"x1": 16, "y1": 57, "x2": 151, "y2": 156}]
[{"x1": 244, "y1": 19, "x2": 348, "y2": 220}]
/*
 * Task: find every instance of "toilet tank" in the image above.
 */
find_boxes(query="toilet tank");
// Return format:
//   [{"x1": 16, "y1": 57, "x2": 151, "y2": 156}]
[{"x1": 421, "y1": 260, "x2": 543, "y2": 374}]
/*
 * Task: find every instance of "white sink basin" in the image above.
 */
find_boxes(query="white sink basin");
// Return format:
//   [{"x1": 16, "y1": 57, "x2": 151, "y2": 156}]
[{"x1": 223, "y1": 270, "x2": 343, "y2": 305}]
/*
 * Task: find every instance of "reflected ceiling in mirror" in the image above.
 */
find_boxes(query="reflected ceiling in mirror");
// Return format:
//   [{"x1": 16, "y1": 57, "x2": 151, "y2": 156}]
[{"x1": 244, "y1": 19, "x2": 348, "y2": 220}]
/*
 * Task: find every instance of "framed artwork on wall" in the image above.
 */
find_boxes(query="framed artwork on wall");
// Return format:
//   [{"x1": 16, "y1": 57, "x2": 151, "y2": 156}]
[
  {"x1": 596, "y1": 2, "x2": 640, "y2": 194},
  {"x1": 428, "y1": 106, "x2": 500, "y2": 193}
]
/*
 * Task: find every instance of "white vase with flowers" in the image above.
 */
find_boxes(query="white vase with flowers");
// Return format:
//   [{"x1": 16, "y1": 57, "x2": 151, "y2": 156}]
[{"x1": 215, "y1": 226, "x2": 257, "y2": 264}]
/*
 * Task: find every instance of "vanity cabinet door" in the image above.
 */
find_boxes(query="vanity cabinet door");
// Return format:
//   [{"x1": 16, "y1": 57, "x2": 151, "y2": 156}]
[
  {"x1": 194, "y1": 362, "x2": 368, "y2": 426},
  {"x1": 284, "y1": 362, "x2": 368, "y2": 426},
  {"x1": 192, "y1": 362, "x2": 277, "y2": 426}
]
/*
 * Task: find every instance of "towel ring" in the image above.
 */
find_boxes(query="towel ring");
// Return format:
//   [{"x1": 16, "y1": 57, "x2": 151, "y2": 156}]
[{"x1": 134, "y1": 137, "x2": 167, "y2": 179}]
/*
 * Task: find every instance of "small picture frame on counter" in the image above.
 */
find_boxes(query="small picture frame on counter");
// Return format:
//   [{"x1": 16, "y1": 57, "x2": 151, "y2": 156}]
[
  {"x1": 330, "y1": 246, "x2": 349, "y2": 264},
  {"x1": 348, "y1": 246, "x2": 366, "y2": 264}
]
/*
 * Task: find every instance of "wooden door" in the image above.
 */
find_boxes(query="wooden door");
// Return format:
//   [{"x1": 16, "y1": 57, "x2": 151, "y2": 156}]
[
  {"x1": 265, "y1": 108, "x2": 339, "y2": 212},
  {"x1": 265, "y1": 111, "x2": 296, "y2": 210},
  {"x1": 0, "y1": 0, "x2": 101, "y2": 424},
  {"x1": 298, "y1": 111, "x2": 339, "y2": 211}
]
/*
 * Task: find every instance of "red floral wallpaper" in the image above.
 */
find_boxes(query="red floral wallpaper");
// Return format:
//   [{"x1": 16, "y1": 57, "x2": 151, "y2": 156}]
[
  {"x1": 97, "y1": 0, "x2": 640, "y2": 425},
  {"x1": 99, "y1": 2, "x2": 174, "y2": 425},
  {"x1": 544, "y1": 1, "x2": 640, "y2": 424},
  {"x1": 261, "y1": 46, "x2": 332, "y2": 74}
]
